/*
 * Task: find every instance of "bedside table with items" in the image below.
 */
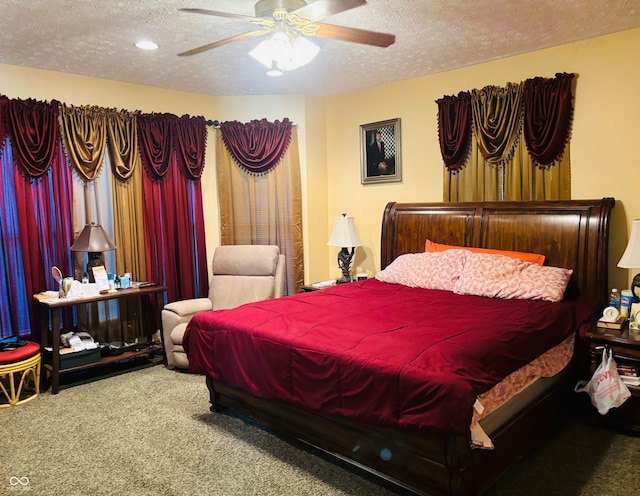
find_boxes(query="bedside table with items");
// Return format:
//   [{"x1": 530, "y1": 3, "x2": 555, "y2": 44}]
[{"x1": 584, "y1": 323, "x2": 640, "y2": 432}]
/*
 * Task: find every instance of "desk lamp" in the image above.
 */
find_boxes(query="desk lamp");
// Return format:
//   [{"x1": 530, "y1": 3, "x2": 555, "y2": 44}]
[
  {"x1": 327, "y1": 213, "x2": 362, "y2": 284},
  {"x1": 617, "y1": 219, "x2": 640, "y2": 301},
  {"x1": 70, "y1": 223, "x2": 116, "y2": 282}
]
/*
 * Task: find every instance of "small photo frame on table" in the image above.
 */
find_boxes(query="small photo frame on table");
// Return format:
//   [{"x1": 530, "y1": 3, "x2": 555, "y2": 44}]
[{"x1": 360, "y1": 118, "x2": 402, "y2": 185}]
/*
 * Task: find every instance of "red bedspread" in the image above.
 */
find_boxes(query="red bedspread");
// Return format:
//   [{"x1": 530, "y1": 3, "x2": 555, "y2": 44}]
[{"x1": 184, "y1": 278, "x2": 598, "y2": 436}]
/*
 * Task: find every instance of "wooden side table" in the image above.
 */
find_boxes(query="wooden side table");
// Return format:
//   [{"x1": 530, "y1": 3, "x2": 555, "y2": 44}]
[
  {"x1": 584, "y1": 324, "x2": 640, "y2": 432},
  {"x1": 34, "y1": 285, "x2": 167, "y2": 394}
]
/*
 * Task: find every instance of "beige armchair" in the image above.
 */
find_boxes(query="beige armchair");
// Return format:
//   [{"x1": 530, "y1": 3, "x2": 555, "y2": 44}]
[{"x1": 161, "y1": 245, "x2": 285, "y2": 369}]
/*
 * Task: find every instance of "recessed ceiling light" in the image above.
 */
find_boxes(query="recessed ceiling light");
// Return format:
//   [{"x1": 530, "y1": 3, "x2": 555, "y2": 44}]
[{"x1": 135, "y1": 40, "x2": 158, "y2": 50}]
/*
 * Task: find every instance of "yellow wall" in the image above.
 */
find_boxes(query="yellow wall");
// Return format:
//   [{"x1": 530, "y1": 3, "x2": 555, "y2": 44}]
[
  {"x1": 324, "y1": 28, "x2": 640, "y2": 291},
  {"x1": 2, "y1": 27, "x2": 639, "y2": 291}
]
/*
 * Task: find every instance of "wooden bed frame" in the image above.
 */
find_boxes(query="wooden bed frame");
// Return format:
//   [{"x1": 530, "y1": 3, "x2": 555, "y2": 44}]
[{"x1": 205, "y1": 198, "x2": 614, "y2": 496}]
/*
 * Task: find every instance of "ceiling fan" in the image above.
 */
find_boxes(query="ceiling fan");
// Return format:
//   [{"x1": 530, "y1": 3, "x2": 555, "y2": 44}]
[{"x1": 177, "y1": 0, "x2": 396, "y2": 58}]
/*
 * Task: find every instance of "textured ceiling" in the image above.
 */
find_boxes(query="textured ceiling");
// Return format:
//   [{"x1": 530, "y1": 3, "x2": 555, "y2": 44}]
[{"x1": 1, "y1": 0, "x2": 639, "y2": 97}]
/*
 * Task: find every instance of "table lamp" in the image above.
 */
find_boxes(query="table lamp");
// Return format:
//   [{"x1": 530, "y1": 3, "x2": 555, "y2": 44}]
[
  {"x1": 70, "y1": 223, "x2": 116, "y2": 282},
  {"x1": 327, "y1": 213, "x2": 362, "y2": 284},
  {"x1": 617, "y1": 219, "x2": 640, "y2": 300}
]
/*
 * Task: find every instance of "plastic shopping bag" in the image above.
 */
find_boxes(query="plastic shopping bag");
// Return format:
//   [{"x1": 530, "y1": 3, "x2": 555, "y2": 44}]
[{"x1": 574, "y1": 347, "x2": 631, "y2": 415}]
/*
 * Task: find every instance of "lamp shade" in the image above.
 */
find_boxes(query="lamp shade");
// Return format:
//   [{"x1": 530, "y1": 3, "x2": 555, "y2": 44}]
[
  {"x1": 618, "y1": 219, "x2": 640, "y2": 268},
  {"x1": 70, "y1": 224, "x2": 116, "y2": 253},
  {"x1": 327, "y1": 214, "x2": 362, "y2": 248}
]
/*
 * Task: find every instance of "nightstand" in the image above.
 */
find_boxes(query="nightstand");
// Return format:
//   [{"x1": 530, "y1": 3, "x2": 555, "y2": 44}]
[{"x1": 584, "y1": 324, "x2": 640, "y2": 432}]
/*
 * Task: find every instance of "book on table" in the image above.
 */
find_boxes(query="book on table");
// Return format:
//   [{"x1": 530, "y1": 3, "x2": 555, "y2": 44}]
[{"x1": 596, "y1": 316, "x2": 625, "y2": 330}]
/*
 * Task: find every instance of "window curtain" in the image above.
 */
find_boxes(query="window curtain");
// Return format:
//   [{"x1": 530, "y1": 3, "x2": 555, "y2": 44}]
[
  {"x1": 1, "y1": 98, "x2": 74, "y2": 339},
  {"x1": 523, "y1": 73, "x2": 574, "y2": 168},
  {"x1": 0, "y1": 95, "x2": 8, "y2": 153},
  {"x1": 106, "y1": 109, "x2": 146, "y2": 281},
  {"x1": 471, "y1": 82, "x2": 524, "y2": 169},
  {"x1": 138, "y1": 113, "x2": 208, "y2": 306},
  {"x1": 60, "y1": 104, "x2": 121, "y2": 341},
  {"x1": 437, "y1": 91, "x2": 471, "y2": 173},
  {"x1": 441, "y1": 73, "x2": 573, "y2": 201},
  {"x1": 59, "y1": 103, "x2": 112, "y2": 274},
  {"x1": 0, "y1": 140, "x2": 32, "y2": 339},
  {"x1": 217, "y1": 119, "x2": 303, "y2": 295},
  {"x1": 0, "y1": 94, "x2": 209, "y2": 340}
]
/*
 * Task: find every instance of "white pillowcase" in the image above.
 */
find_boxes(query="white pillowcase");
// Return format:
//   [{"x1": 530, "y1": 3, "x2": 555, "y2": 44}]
[{"x1": 375, "y1": 250, "x2": 468, "y2": 291}]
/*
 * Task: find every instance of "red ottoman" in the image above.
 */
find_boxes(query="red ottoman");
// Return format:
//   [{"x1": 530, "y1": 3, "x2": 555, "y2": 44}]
[{"x1": 0, "y1": 341, "x2": 41, "y2": 407}]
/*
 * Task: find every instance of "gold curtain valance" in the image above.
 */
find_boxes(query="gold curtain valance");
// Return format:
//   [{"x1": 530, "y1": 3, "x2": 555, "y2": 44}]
[
  {"x1": 59, "y1": 104, "x2": 107, "y2": 181},
  {"x1": 471, "y1": 82, "x2": 523, "y2": 169},
  {"x1": 106, "y1": 109, "x2": 140, "y2": 181}
]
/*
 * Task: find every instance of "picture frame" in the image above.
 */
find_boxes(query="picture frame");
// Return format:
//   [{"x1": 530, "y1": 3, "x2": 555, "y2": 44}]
[
  {"x1": 91, "y1": 265, "x2": 110, "y2": 292},
  {"x1": 360, "y1": 118, "x2": 402, "y2": 184}
]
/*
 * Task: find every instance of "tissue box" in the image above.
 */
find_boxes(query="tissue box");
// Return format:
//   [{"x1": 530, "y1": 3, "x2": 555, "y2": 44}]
[{"x1": 81, "y1": 283, "x2": 100, "y2": 297}]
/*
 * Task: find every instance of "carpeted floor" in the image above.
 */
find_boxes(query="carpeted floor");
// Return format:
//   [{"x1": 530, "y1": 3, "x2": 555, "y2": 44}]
[{"x1": 2, "y1": 362, "x2": 639, "y2": 496}]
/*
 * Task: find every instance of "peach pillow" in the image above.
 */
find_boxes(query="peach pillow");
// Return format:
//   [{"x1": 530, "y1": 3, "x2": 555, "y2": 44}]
[
  {"x1": 453, "y1": 253, "x2": 572, "y2": 302},
  {"x1": 375, "y1": 250, "x2": 468, "y2": 291},
  {"x1": 425, "y1": 239, "x2": 545, "y2": 266}
]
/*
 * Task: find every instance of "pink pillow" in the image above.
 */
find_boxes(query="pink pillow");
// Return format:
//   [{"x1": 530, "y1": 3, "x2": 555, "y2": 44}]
[
  {"x1": 376, "y1": 250, "x2": 468, "y2": 291},
  {"x1": 453, "y1": 253, "x2": 572, "y2": 302}
]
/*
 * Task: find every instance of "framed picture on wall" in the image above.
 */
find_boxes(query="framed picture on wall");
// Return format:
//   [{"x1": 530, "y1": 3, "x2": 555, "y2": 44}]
[{"x1": 360, "y1": 118, "x2": 402, "y2": 184}]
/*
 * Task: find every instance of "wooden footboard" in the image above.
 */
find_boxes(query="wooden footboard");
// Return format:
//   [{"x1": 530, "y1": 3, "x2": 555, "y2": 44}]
[
  {"x1": 207, "y1": 376, "x2": 475, "y2": 496},
  {"x1": 207, "y1": 357, "x2": 573, "y2": 496}
]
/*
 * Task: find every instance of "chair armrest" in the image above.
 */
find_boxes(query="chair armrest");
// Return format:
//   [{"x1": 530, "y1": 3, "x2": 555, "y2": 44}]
[{"x1": 163, "y1": 298, "x2": 212, "y2": 318}]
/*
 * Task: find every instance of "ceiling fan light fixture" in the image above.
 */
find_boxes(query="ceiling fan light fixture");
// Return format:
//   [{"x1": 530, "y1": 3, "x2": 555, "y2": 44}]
[
  {"x1": 249, "y1": 31, "x2": 319, "y2": 73},
  {"x1": 289, "y1": 36, "x2": 320, "y2": 69}
]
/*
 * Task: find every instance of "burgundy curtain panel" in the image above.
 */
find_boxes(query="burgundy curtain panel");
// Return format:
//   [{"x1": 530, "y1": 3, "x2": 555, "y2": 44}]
[
  {"x1": 175, "y1": 114, "x2": 207, "y2": 180},
  {"x1": 220, "y1": 118, "x2": 292, "y2": 174},
  {"x1": 7, "y1": 98, "x2": 61, "y2": 178},
  {"x1": 523, "y1": 73, "x2": 575, "y2": 168},
  {"x1": 5, "y1": 98, "x2": 74, "y2": 338},
  {"x1": 0, "y1": 95, "x2": 8, "y2": 154},
  {"x1": 137, "y1": 113, "x2": 207, "y2": 304},
  {"x1": 436, "y1": 91, "x2": 472, "y2": 173}
]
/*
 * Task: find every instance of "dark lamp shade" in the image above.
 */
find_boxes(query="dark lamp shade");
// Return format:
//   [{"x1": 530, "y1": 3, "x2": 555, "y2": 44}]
[{"x1": 70, "y1": 224, "x2": 116, "y2": 253}]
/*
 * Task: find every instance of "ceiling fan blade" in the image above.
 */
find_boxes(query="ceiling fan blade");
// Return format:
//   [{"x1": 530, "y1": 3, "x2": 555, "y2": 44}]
[
  {"x1": 315, "y1": 23, "x2": 395, "y2": 48},
  {"x1": 178, "y1": 32, "x2": 263, "y2": 57},
  {"x1": 179, "y1": 8, "x2": 262, "y2": 23},
  {"x1": 292, "y1": 0, "x2": 366, "y2": 23}
]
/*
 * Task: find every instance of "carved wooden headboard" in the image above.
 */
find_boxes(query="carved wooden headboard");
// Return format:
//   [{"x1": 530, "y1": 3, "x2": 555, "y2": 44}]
[{"x1": 381, "y1": 198, "x2": 615, "y2": 304}]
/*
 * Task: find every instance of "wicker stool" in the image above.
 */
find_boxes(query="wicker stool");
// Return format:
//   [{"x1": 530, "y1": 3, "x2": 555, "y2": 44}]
[{"x1": 0, "y1": 341, "x2": 41, "y2": 407}]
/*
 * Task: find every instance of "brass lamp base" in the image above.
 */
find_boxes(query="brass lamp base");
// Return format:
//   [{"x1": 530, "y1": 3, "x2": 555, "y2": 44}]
[{"x1": 86, "y1": 252, "x2": 104, "y2": 283}]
